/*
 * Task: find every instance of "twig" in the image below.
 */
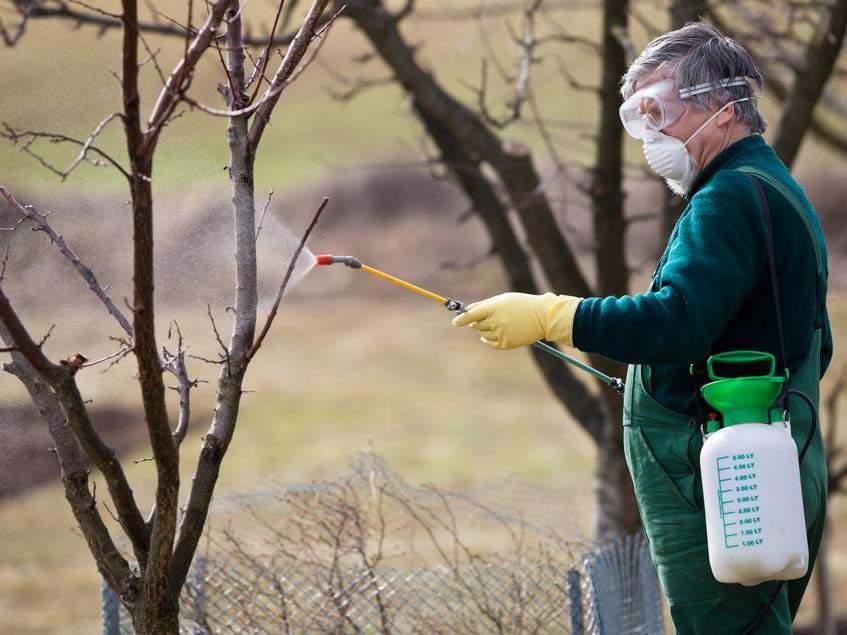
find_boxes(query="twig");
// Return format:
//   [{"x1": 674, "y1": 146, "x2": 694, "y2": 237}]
[
  {"x1": 163, "y1": 320, "x2": 194, "y2": 447},
  {"x1": 247, "y1": 196, "x2": 328, "y2": 361},
  {"x1": 244, "y1": 46, "x2": 273, "y2": 90},
  {"x1": 247, "y1": 0, "x2": 287, "y2": 105},
  {"x1": 555, "y1": 56, "x2": 600, "y2": 93},
  {"x1": 247, "y1": 0, "x2": 334, "y2": 151},
  {"x1": 81, "y1": 346, "x2": 134, "y2": 369},
  {"x1": 182, "y1": 2, "x2": 343, "y2": 119},
  {"x1": 37, "y1": 324, "x2": 56, "y2": 348},
  {"x1": 282, "y1": 3, "x2": 342, "y2": 86},
  {"x1": 61, "y1": 112, "x2": 125, "y2": 179},
  {"x1": 1, "y1": 123, "x2": 132, "y2": 181},
  {"x1": 21, "y1": 0, "x2": 332, "y2": 46},
  {"x1": 142, "y1": 0, "x2": 234, "y2": 154},
  {"x1": 67, "y1": 0, "x2": 120, "y2": 19},
  {"x1": 255, "y1": 190, "x2": 273, "y2": 242},
  {"x1": 0, "y1": 12, "x2": 28, "y2": 46}
]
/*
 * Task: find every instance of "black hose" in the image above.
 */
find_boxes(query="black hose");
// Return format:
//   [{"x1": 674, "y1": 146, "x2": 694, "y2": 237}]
[{"x1": 741, "y1": 388, "x2": 818, "y2": 635}]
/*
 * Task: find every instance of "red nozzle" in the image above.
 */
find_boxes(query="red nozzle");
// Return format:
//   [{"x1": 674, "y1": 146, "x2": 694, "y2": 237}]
[{"x1": 316, "y1": 254, "x2": 334, "y2": 266}]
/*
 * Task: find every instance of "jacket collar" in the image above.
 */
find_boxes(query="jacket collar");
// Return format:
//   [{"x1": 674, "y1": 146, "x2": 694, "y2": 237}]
[{"x1": 686, "y1": 134, "x2": 768, "y2": 199}]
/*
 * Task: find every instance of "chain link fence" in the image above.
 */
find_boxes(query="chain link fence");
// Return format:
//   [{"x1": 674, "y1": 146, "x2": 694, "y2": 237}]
[{"x1": 102, "y1": 454, "x2": 663, "y2": 634}]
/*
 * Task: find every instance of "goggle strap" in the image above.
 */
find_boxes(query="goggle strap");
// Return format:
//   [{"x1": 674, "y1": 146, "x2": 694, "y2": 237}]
[{"x1": 678, "y1": 76, "x2": 750, "y2": 99}]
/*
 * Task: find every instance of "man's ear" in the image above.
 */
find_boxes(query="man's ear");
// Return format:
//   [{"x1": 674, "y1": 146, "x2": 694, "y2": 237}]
[{"x1": 714, "y1": 103, "x2": 736, "y2": 128}]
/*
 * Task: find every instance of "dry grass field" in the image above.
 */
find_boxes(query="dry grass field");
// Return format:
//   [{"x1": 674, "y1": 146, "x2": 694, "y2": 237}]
[{"x1": 1, "y1": 1, "x2": 847, "y2": 632}]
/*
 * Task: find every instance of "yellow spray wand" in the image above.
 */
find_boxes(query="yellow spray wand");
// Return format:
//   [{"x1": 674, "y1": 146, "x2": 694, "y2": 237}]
[{"x1": 316, "y1": 255, "x2": 624, "y2": 394}]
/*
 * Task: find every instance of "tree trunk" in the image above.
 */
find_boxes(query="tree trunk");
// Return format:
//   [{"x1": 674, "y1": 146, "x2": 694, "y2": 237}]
[
  {"x1": 588, "y1": 0, "x2": 639, "y2": 538},
  {"x1": 670, "y1": 0, "x2": 707, "y2": 27},
  {"x1": 772, "y1": 0, "x2": 847, "y2": 168},
  {"x1": 343, "y1": 0, "x2": 641, "y2": 538},
  {"x1": 659, "y1": 0, "x2": 707, "y2": 244},
  {"x1": 131, "y1": 597, "x2": 180, "y2": 635},
  {"x1": 593, "y1": 385, "x2": 639, "y2": 538}
]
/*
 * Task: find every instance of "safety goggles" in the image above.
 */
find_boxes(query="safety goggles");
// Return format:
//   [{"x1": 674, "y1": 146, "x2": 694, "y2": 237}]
[{"x1": 619, "y1": 76, "x2": 750, "y2": 139}]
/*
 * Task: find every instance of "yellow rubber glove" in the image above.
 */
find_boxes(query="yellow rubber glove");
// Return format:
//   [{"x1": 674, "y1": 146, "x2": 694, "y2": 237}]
[{"x1": 451, "y1": 292, "x2": 582, "y2": 349}]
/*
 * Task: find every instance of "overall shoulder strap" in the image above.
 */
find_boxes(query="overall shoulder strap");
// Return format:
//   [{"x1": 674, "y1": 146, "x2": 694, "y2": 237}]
[
  {"x1": 743, "y1": 173, "x2": 788, "y2": 378},
  {"x1": 736, "y1": 166, "x2": 824, "y2": 277},
  {"x1": 736, "y1": 166, "x2": 827, "y2": 330}
]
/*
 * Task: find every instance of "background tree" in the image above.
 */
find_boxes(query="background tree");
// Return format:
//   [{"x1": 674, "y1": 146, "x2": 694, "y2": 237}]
[{"x1": 332, "y1": 0, "x2": 847, "y2": 537}]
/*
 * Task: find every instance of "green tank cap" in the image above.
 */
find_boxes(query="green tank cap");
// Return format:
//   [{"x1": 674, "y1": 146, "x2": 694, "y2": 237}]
[{"x1": 700, "y1": 351, "x2": 787, "y2": 431}]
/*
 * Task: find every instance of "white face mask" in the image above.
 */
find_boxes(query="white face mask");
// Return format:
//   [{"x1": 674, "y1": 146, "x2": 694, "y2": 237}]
[{"x1": 641, "y1": 97, "x2": 750, "y2": 194}]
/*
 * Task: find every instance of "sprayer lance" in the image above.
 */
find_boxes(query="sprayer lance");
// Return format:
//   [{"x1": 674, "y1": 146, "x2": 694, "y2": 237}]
[
  {"x1": 317, "y1": 255, "x2": 466, "y2": 312},
  {"x1": 316, "y1": 255, "x2": 623, "y2": 394}
]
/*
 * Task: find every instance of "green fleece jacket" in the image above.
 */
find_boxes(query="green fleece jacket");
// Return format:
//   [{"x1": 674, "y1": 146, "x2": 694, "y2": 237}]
[{"x1": 572, "y1": 135, "x2": 833, "y2": 415}]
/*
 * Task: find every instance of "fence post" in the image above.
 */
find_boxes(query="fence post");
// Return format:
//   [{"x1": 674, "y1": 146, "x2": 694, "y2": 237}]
[
  {"x1": 191, "y1": 555, "x2": 207, "y2": 626},
  {"x1": 583, "y1": 531, "x2": 664, "y2": 634},
  {"x1": 566, "y1": 567, "x2": 584, "y2": 635},
  {"x1": 101, "y1": 579, "x2": 121, "y2": 635}
]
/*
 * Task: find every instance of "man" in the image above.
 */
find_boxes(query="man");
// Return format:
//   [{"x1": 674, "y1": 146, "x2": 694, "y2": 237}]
[{"x1": 452, "y1": 22, "x2": 831, "y2": 634}]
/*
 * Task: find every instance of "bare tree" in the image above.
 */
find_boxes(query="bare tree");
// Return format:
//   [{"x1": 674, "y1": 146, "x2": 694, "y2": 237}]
[
  {"x1": 710, "y1": 0, "x2": 847, "y2": 165},
  {"x1": 0, "y1": 0, "x2": 335, "y2": 630}
]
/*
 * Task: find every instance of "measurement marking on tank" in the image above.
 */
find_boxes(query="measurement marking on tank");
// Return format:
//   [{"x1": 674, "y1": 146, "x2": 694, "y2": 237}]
[{"x1": 716, "y1": 454, "x2": 762, "y2": 549}]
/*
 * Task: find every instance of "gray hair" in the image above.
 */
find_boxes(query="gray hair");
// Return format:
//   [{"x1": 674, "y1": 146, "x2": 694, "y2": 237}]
[{"x1": 621, "y1": 22, "x2": 767, "y2": 133}]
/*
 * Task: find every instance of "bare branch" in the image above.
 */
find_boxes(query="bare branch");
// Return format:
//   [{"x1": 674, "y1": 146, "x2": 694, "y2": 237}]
[
  {"x1": 66, "y1": 112, "x2": 125, "y2": 180},
  {"x1": 0, "y1": 11, "x2": 29, "y2": 46},
  {"x1": 81, "y1": 346, "x2": 134, "y2": 369},
  {"x1": 204, "y1": 303, "x2": 231, "y2": 371},
  {"x1": 21, "y1": 0, "x2": 326, "y2": 46},
  {"x1": 412, "y1": 0, "x2": 594, "y2": 22},
  {"x1": 1, "y1": 122, "x2": 132, "y2": 181},
  {"x1": 0, "y1": 187, "x2": 134, "y2": 336},
  {"x1": 247, "y1": 0, "x2": 333, "y2": 151},
  {"x1": 282, "y1": 4, "x2": 341, "y2": 85},
  {"x1": 254, "y1": 190, "x2": 273, "y2": 242},
  {"x1": 179, "y1": 4, "x2": 343, "y2": 123},
  {"x1": 247, "y1": 196, "x2": 328, "y2": 361},
  {"x1": 142, "y1": 0, "x2": 235, "y2": 155},
  {"x1": 0, "y1": 336, "x2": 136, "y2": 599},
  {"x1": 247, "y1": 0, "x2": 288, "y2": 105},
  {"x1": 0, "y1": 285, "x2": 61, "y2": 378},
  {"x1": 163, "y1": 321, "x2": 194, "y2": 448},
  {"x1": 0, "y1": 284, "x2": 150, "y2": 565},
  {"x1": 555, "y1": 56, "x2": 601, "y2": 93},
  {"x1": 244, "y1": 46, "x2": 272, "y2": 90}
]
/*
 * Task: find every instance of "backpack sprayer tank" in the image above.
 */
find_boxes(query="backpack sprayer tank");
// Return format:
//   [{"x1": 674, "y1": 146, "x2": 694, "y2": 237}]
[{"x1": 698, "y1": 351, "x2": 808, "y2": 586}]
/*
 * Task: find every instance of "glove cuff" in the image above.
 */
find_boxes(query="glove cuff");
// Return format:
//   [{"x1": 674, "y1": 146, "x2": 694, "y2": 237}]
[{"x1": 541, "y1": 294, "x2": 583, "y2": 347}]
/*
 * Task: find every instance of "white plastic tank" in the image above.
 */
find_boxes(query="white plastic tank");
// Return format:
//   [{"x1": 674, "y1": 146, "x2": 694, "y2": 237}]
[{"x1": 701, "y1": 420, "x2": 808, "y2": 586}]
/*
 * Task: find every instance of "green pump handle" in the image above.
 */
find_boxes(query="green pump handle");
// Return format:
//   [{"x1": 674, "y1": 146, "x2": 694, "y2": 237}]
[{"x1": 706, "y1": 350, "x2": 778, "y2": 381}]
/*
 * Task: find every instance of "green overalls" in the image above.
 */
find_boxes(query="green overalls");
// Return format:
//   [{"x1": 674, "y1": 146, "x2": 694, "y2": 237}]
[{"x1": 623, "y1": 168, "x2": 829, "y2": 634}]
